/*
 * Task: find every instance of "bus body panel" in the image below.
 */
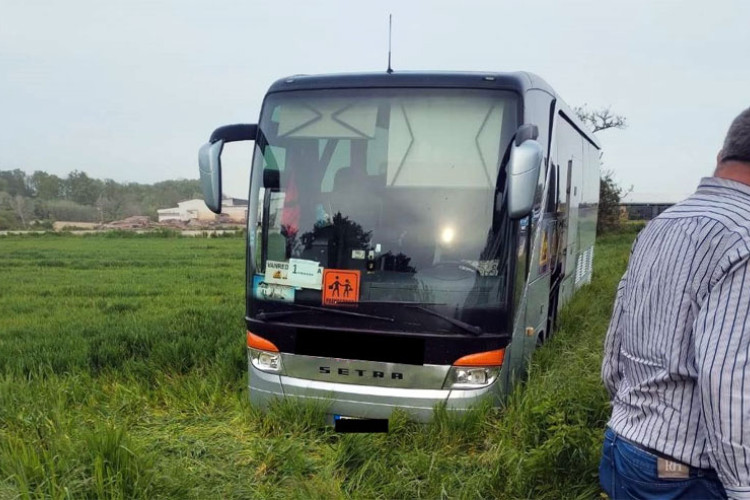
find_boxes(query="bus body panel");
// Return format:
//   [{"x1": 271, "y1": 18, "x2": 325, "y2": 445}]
[{"x1": 249, "y1": 355, "x2": 507, "y2": 422}]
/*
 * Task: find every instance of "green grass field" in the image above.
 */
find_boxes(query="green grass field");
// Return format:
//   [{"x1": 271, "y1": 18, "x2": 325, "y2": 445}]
[{"x1": 0, "y1": 231, "x2": 634, "y2": 499}]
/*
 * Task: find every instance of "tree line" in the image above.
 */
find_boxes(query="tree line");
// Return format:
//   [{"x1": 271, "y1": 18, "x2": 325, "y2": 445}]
[{"x1": 0, "y1": 169, "x2": 202, "y2": 229}]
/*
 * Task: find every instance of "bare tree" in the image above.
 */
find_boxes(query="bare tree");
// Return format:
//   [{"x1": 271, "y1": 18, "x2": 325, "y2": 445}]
[
  {"x1": 8, "y1": 195, "x2": 34, "y2": 229},
  {"x1": 575, "y1": 105, "x2": 627, "y2": 133},
  {"x1": 575, "y1": 105, "x2": 629, "y2": 233},
  {"x1": 95, "y1": 194, "x2": 107, "y2": 223}
]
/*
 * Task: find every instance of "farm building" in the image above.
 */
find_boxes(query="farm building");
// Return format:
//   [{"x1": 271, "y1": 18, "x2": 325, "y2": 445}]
[
  {"x1": 157, "y1": 198, "x2": 248, "y2": 223},
  {"x1": 620, "y1": 192, "x2": 688, "y2": 220}
]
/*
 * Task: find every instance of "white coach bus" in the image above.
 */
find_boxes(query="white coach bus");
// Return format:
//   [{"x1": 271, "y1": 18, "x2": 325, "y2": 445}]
[{"x1": 198, "y1": 71, "x2": 600, "y2": 427}]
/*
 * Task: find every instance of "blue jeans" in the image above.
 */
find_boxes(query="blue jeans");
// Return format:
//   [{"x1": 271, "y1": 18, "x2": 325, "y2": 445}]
[{"x1": 599, "y1": 427, "x2": 726, "y2": 499}]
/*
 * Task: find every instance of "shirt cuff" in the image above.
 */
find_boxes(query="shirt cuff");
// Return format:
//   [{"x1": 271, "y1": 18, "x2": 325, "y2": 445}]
[{"x1": 726, "y1": 486, "x2": 750, "y2": 499}]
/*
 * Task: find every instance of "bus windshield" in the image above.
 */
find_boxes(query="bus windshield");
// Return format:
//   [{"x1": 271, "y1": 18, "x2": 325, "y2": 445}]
[{"x1": 250, "y1": 88, "x2": 519, "y2": 334}]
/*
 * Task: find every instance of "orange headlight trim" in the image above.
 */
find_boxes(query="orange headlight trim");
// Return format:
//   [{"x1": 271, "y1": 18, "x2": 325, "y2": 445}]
[
  {"x1": 453, "y1": 348, "x2": 505, "y2": 367},
  {"x1": 247, "y1": 331, "x2": 279, "y2": 352}
]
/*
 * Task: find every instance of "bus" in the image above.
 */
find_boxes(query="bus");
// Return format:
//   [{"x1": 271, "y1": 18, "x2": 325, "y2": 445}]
[{"x1": 198, "y1": 71, "x2": 601, "y2": 425}]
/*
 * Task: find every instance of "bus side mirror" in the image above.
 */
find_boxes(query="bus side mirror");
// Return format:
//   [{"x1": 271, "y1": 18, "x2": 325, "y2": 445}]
[
  {"x1": 199, "y1": 141, "x2": 224, "y2": 213},
  {"x1": 506, "y1": 138, "x2": 544, "y2": 220},
  {"x1": 198, "y1": 123, "x2": 258, "y2": 214}
]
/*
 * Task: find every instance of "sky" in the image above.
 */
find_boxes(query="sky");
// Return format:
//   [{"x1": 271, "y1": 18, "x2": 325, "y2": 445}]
[{"x1": 1, "y1": 0, "x2": 749, "y2": 200}]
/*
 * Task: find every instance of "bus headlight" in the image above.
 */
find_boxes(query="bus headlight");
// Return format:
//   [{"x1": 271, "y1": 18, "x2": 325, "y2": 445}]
[
  {"x1": 249, "y1": 348, "x2": 282, "y2": 373},
  {"x1": 247, "y1": 331, "x2": 282, "y2": 373},
  {"x1": 444, "y1": 348, "x2": 504, "y2": 389},
  {"x1": 446, "y1": 366, "x2": 500, "y2": 389}
]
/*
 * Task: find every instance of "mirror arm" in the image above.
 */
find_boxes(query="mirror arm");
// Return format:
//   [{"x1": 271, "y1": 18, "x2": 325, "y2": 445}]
[
  {"x1": 210, "y1": 124, "x2": 258, "y2": 144},
  {"x1": 514, "y1": 124, "x2": 539, "y2": 147},
  {"x1": 198, "y1": 123, "x2": 258, "y2": 215}
]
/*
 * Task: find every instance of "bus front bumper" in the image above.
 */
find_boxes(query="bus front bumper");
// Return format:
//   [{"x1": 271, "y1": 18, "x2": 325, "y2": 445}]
[{"x1": 248, "y1": 362, "x2": 502, "y2": 423}]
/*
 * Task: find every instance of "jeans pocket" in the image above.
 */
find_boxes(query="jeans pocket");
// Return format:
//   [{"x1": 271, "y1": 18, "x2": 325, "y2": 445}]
[
  {"x1": 613, "y1": 440, "x2": 725, "y2": 499},
  {"x1": 614, "y1": 437, "x2": 661, "y2": 484}
]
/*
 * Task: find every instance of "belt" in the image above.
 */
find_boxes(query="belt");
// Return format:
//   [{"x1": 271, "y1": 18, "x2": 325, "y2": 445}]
[{"x1": 609, "y1": 428, "x2": 718, "y2": 476}]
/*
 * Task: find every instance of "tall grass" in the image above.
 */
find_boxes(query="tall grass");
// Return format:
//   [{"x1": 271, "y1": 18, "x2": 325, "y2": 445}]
[{"x1": 0, "y1": 232, "x2": 633, "y2": 498}]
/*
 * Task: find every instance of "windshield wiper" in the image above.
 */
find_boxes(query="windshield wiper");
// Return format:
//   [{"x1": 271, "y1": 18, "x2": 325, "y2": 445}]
[
  {"x1": 255, "y1": 303, "x2": 394, "y2": 323},
  {"x1": 358, "y1": 300, "x2": 483, "y2": 336},
  {"x1": 407, "y1": 305, "x2": 483, "y2": 336}
]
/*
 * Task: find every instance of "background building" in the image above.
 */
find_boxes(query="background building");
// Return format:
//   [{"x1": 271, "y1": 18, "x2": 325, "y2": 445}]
[
  {"x1": 157, "y1": 198, "x2": 248, "y2": 224},
  {"x1": 620, "y1": 192, "x2": 688, "y2": 221}
]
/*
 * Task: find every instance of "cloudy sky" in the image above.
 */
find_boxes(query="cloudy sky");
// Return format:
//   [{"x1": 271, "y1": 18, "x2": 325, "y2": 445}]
[{"x1": 2, "y1": 0, "x2": 749, "y2": 199}]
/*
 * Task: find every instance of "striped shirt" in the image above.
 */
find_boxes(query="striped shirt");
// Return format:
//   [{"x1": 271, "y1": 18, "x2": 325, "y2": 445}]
[{"x1": 603, "y1": 177, "x2": 750, "y2": 497}]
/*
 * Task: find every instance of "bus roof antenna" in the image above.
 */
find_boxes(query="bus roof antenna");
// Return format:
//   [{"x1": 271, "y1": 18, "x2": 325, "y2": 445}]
[{"x1": 387, "y1": 14, "x2": 394, "y2": 74}]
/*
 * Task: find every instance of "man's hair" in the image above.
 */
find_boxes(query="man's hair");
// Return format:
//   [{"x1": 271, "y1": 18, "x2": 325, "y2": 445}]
[{"x1": 721, "y1": 107, "x2": 750, "y2": 164}]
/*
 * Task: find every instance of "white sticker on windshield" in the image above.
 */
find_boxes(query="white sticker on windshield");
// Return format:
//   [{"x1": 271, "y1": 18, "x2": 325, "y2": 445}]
[
  {"x1": 265, "y1": 260, "x2": 289, "y2": 285},
  {"x1": 351, "y1": 250, "x2": 366, "y2": 260},
  {"x1": 288, "y1": 258, "x2": 323, "y2": 290},
  {"x1": 265, "y1": 259, "x2": 323, "y2": 289}
]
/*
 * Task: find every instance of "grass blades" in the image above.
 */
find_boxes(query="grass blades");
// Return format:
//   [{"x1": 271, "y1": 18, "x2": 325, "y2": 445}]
[{"x1": 0, "y1": 232, "x2": 634, "y2": 498}]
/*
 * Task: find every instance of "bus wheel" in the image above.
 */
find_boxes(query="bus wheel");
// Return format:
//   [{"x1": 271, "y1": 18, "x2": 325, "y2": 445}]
[
  {"x1": 547, "y1": 290, "x2": 559, "y2": 337},
  {"x1": 536, "y1": 330, "x2": 546, "y2": 347}
]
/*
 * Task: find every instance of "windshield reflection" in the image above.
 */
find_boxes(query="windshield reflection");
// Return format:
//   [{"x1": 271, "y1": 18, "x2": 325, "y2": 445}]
[{"x1": 251, "y1": 88, "x2": 518, "y2": 333}]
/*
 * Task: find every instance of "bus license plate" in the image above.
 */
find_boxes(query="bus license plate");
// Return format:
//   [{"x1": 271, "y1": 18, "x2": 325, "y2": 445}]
[{"x1": 334, "y1": 415, "x2": 388, "y2": 433}]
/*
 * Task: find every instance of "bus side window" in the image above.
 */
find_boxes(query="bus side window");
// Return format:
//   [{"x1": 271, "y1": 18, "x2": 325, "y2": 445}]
[{"x1": 546, "y1": 163, "x2": 557, "y2": 213}]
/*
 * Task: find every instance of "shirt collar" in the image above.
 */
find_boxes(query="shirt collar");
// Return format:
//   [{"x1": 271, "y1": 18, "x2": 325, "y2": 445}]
[{"x1": 696, "y1": 176, "x2": 750, "y2": 198}]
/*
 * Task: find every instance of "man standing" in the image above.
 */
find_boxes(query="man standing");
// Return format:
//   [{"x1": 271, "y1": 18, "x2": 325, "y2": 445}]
[{"x1": 600, "y1": 107, "x2": 750, "y2": 498}]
